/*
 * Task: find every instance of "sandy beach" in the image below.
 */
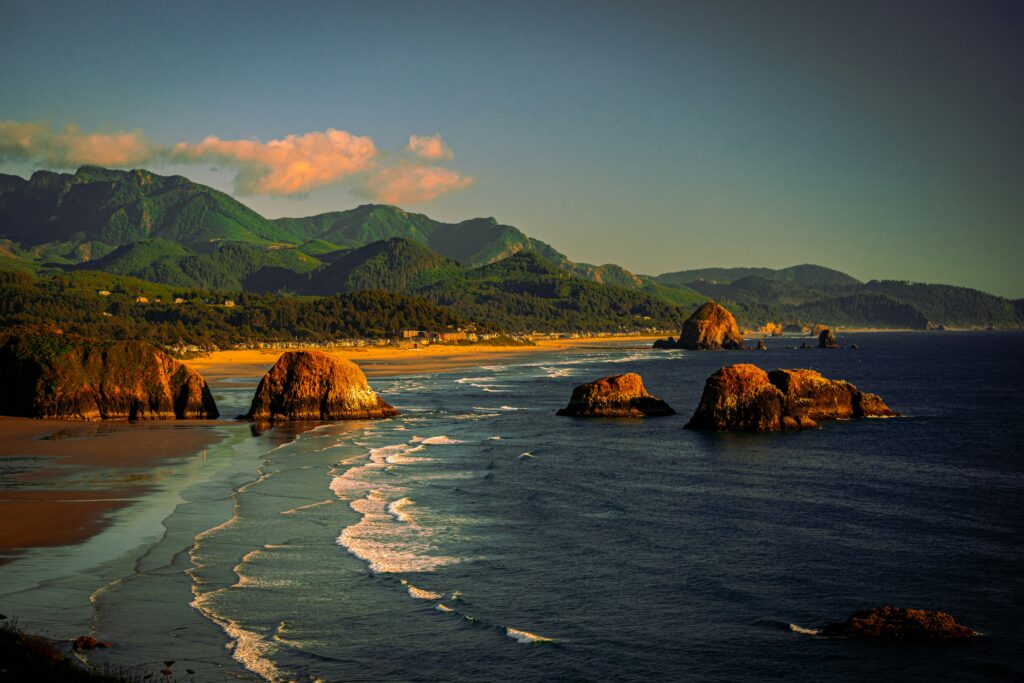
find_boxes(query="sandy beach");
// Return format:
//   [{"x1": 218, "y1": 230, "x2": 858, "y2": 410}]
[
  {"x1": 0, "y1": 336, "x2": 657, "y2": 560},
  {"x1": 0, "y1": 418, "x2": 222, "y2": 560}
]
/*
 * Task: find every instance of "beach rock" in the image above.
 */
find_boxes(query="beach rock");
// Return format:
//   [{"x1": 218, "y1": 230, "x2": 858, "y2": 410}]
[
  {"x1": 244, "y1": 351, "x2": 398, "y2": 422},
  {"x1": 822, "y1": 607, "x2": 976, "y2": 638},
  {"x1": 686, "y1": 364, "x2": 896, "y2": 431},
  {"x1": 684, "y1": 364, "x2": 794, "y2": 431},
  {"x1": 652, "y1": 337, "x2": 676, "y2": 350},
  {"x1": 756, "y1": 339, "x2": 767, "y2": 351},
  {"x1": 818, "y1": 329, "x2": 838, "y2": 348},
  {"x1": 72, "y1": 636, "x2": 110, "y2": 650},
  {"x1": 0, "y1": 330, "x2": 218, "y2": 420},
  {"x1": 556, "y1": 373, "x2": 675, "y2": 417},
  {"x1": 678, "y1": 301, "x2": 745, "y2": 350}
]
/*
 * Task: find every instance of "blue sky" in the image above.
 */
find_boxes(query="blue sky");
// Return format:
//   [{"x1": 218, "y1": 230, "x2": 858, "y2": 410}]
[{"x1": 1, "y1": 0, "x2": 1021, "y2": 296}]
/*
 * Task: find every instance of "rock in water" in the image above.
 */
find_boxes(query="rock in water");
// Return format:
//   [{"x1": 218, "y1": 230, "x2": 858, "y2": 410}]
[
  {"x1": 0, "y1": 330, "x2": 218, "y2": 420},
  {"x1": 245, "y1": 351, "x2": 398, "y2": 421},
  {"x1": 822, "y1": 607, "x2": 976, "y2": 638},
  {"x1": 756, "y1": 339, "x2": 768, "y2": 351},
  {"x1": 557, "y1": 373, "x2": 675, "y2": 417},
  {"x1": 818, "y1": 328, "x2": 838, "y2": 348},
  {"x1": 652, "y1": 337, "x2": 676, "y2": 350},
  {"x1": 685, "y1": 364, "x2": 896, "y2": 431},
  {"x1": 678, "y1": 301, "x2": 745, "y2": 350},
  {"x1": 683, "y1": 364, "x2": 795, "y2": 431}
]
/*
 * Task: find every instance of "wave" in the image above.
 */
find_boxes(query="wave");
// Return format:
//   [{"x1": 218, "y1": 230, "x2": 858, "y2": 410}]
[
  {"x1": 387, "y1": 497, "x2": 416, "y2": 523},
  {"x1": 488, "y1": 436, "x2": 502, "y2": 440},
  {"x1": 539, "y1": 366, "x2": 575, "y2": 378},
  {"x1": 789, "y1": 624, "x2": 821, "y2": 635},
  {"x1": 505, "y1": 627, "x2": 555, "y2": 644},
  {"x1": 191, "y1": 588, "x2": 288, "y2": 682},
  {"x1": 411, "y1": 435, "x2": 466, "y2": 445},
  {"x1": 401, "y1": 579, "x2": 444, "y2": 600},
  {"x1": 281, "y1": 499, "x2": 334, "y2": 515},
  {"x1": 436, "y1": 603, "x2": 455, "y2": 613},
  {"x1": 455, "y1": 376, "x2": 495, "y2": 384}
]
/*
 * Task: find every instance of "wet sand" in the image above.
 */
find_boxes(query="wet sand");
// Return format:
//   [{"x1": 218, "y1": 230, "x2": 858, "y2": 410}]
[{"x1": 0, "y1": 418, "x2": 222, "y2": 560}]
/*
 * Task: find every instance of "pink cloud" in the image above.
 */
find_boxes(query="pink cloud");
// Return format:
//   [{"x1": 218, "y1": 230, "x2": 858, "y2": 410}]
[
  {"x1": 169, "y1": 129, "x2": 378, "y2": 195},
  {"x1": 406, "y1": 133, "x2": 454, "y2": 161},
  {"x1": 362, "y1": 163, "x2": 474, "y2": 204},
  {"x1": 0, "y1": 121, "x2": 152, "y2": 167}
]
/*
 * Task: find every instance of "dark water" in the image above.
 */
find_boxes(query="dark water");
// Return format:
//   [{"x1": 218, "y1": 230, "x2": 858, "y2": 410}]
[{"x1": 3, "y1": 332, "x2": 1023, "y2": 681}]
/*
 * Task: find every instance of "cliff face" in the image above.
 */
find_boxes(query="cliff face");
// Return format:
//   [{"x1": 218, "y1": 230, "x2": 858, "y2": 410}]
[
  {"x1": 822, "y1": 607, "x2": 976, "y2": 638},
  {"x1": 556, "y1": 373, "x2": 675, "y2": 417},
  {"x1": 0, "y1": 331, "x2": 218, "y2": 420},
  {"x1": 244, "y1": 351, "x2": 398, "y2": 421},
  {"x1": 677, "y1": 301, "x2": 744, "y2": 350},
  {"x1": 685, "y1": 364, "x2": 896, "y2": 431}
]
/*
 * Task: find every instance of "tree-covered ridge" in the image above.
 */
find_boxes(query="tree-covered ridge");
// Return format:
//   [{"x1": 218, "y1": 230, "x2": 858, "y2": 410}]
[
  {"x1": 656, "y1": 263, "x2": 862, "y2": 289},
  {"x1": 299, "y1": 238, "x2": 460, "y2": 295}
]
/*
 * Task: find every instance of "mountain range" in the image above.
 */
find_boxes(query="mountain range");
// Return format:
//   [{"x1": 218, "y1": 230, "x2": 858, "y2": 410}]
[{"x1": 1, "y1": 165, "x2": 1021, "y2": 333}]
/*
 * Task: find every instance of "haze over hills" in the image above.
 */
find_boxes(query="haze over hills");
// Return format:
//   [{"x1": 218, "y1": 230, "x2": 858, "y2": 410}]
[{"x1": 0, "y1": 165, "x2": 1021, "y2": 336}]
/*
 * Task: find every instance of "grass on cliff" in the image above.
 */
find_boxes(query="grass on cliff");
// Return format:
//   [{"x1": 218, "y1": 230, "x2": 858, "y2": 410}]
[{"x1": 0, "y1": 618, "x2": 143, "y2": 682}]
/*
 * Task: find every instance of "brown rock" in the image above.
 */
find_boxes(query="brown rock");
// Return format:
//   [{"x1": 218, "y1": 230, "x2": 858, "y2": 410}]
[
  {"x1": 0, "y1": 330, "x2": 218, "y2": 420},
  {"x1": 756, "y1": 339, "x2": 767, "y2": 351},
  {"x1": 244, "y1": 351, "x2": 398, "y2": 422},
  {"x1": 810, "y1": 323, "x2": 829, "y2": 337},
  {"x1": 686, "y1": 364, "x2": 896, "y2": 431},
  {"x1": 678, "y1": 301, "x2": 745, "y2": 350},
  {"x1": 556, "y1": 373, "x2": 675, "y2": 417},
  {"x1": 72, "y1": 636, "x2": 98, "y2": 651},
  {"x1": 819, "y1": 328, "x2": 838, "y2": 348},
  {"x1": 822, "y1": 607, "x2": 976, "y2": 638},
  {"x1": 684, "y1": 364, "x2": 788, "y2": 431}
]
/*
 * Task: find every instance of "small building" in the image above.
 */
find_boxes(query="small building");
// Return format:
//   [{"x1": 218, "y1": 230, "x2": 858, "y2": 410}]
[
  {"x1": 97, "y1": 290, "x2": 111, "y2": 296},
  {"x1": 402, "y1": 330, "x2": 425, "y2": 339},
  {"x1": 174, "y1": 297, "x2": 186, "y2": 304},
  {"x1": 223, "y1": 299, "x2": 236, "y2": 308},
  {"x1": 135, "y1": 296, "x2": 149, "y2": 303}
]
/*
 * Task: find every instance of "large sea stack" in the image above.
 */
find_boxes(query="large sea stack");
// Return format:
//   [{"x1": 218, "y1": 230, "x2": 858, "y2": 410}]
[
  {"x1": 818, "y1": 328, "x2": 838, "y2": 348},
  {"x1": 556, "y1": 373, "x2": 675, "y2": 417},
  {"x1": 678, "y1": 301, "x2": 744, "y2": 350},
  {"x1": 244, "y1": 350, "x2": 398, "y2": 421},
  {"x1": 0, "y1": 329, "x2": 218, "y2": 420},
  {"x1": 685, "y1": 364, "x2": 896, "y2": 431},
  {"x1": 821, "y1": 607, "x2": 976, "y2": 638}
]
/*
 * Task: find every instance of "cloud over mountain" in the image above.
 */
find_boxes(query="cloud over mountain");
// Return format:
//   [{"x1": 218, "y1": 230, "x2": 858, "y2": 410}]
[{"x1": 0, "y1": 120, "x2": 471, "y2": 204}]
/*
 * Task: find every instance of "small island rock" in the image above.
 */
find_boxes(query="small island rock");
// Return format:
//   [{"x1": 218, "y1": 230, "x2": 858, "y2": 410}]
[
  {"x1": 556, "y1": 373, "x2": 675, "y2": 417},
  {"x1": 0, "y1": 330, "x2": 218, "y2": 420},
  {"x1": 244, "y1": 351, "x2": 398, "y2": 421},
  {"x1": 756, "y1": 339, "x2": 768, "y2": 351},
  {"x1": 822, "y1": 607, "x2": 976, "y2": 638},
  {"x1": 685, "y1": 364, "x2": 896, "y2": 431},
  {"x1": 819, "y1": 328, "x2": 838, "y2": 348},
  {"x1": 678, "y1": 301, "x2": 745, "y2": 350}
]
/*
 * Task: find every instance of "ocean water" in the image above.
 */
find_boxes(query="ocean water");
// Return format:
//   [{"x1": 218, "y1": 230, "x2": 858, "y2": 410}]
[{"x1": 2, "y1": 332, "x2": 1023, "y2": 681}]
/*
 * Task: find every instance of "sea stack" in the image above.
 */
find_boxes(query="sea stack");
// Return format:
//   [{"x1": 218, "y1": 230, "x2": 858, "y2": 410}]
[
  {"x1": 756, "y1": 339, "x2": 768, "y2": 351},
  {"x1": 678, "y1": 301, "x2": 744, "y2": 350},
  {"x1": 556, "y1": 373, "x2": 675, "y2": 417},
  {"x1": 685, "y1": 364, "x2": 896, "y2": 431},
  {"x1": 821, "y1": 607, "x2": 976, "y2": 638},
  {"x1": 0, "y1": 329, "x2": 218, "y2": 420},
  {"x1": 244, "y1": 350, "x2": 398, "y2": 421},
  {"x1": 818, "y1": 328, "x2": 838, "y2": 348}
]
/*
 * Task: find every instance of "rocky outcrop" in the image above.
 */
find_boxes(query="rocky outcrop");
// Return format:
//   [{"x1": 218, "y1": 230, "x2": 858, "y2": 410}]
[
  {"x1": 557, "y1": 373, "x2": 674, "y2": 417},
  {"x1": 822, "y1": 607, "x2": 976, "y2": 638},
  {"x1": 652, "y1": 337, "x2": 676, "y2": 350},
  {"x1": 818, "y1": 328, "x2": 838, "y2": 348},
  {"x1": 244, "y1": 351, "x2": 398, "y2": 421},
  {"x1": 810, "y1": 323, "x2": 829, "y2": 337},
  {"x1": 679, "y1": 301, "x2": 744, "y2": 350},
  {"x1": 0, "y1": 330, "x2": 218, "y2": 420},
  {"x1": 756, "y1": 339, "x2": 767, "y2": 351},
  {"x1": 685, "y1": 364, "x2": 896, "y2": 431}
]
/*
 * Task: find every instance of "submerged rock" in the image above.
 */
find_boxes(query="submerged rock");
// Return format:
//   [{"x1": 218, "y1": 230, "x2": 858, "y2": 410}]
[
  {"x1": 822, "y1": 607, "x2": 976, "y2": 638},
  {"x1": 819, "y1": 328, "x2": 838, "y2": 348},
  {"x1": 244, "y1": 350, "x2": 398, "y2": 421},
  {"x1": 685, "y1": 364, "x2": 896, "y2": 431},
  {"x1": 652, "y1": 337, "x2": 676, "y2": 350},
  {"x1": 557, "y1": 373, "x2": 674, "y2": 417},
  {"x1": 0, "y1": 330, "x2": 218, "y2": 420},
  {"x1": 678, "y1": 301, "x2": 745, "y2": 350}
]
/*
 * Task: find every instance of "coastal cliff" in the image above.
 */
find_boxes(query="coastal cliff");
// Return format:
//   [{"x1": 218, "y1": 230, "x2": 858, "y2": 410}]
[
  {"x1": 556, "y1": 373, "x2": 675, "y2": 417},
  {"x1": 244, "y1": 350, "x2": 398, "y2": 421},
  {"x1": 685, "y1": 364, "x2": 895, "y2": 431},
  {"x1": 0, "y1": 330, "x2": 218, "y2": 420}
]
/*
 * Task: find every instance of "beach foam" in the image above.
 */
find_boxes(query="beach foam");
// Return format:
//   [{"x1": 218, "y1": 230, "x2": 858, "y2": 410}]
[
  {"x1": 788, "y1": 624, "x2": 821, "y2": 635},
  {"x1": 401, "y1": 579, "x2": 444, "y2": 600},
  {"x1": 506, "y1": 627, "x2": 555, "y2": 644}
]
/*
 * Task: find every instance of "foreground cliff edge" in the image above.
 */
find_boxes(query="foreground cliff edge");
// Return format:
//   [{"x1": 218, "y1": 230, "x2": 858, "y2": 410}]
[
  {"x1": 244, "y1": 350, "x2": 399, "y2": 421},
  {"x1": 556, "y1": 373, "x2": 675, "y2": 417},
  {"x1": 0, "y1": 329, "x2": 218, "y2": 420},
  {"x1": 685, "y1": 364, "x2": 896, "y2": 431}
]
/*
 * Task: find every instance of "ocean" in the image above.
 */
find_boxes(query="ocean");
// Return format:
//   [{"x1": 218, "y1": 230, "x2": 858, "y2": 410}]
[{"x1": 2, "y1": 332, "x2": 1022, "y2": 681}]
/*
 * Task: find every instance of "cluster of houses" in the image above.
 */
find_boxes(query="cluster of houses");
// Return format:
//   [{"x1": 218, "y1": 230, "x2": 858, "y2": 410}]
[{"x1": 98, "y1": 290, "x2": 235, "y2": 307}]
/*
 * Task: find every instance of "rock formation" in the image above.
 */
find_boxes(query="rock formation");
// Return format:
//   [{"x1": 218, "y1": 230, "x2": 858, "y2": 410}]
[
  {"x1": 822, "y1": 607, "x2": 976, "y2": 638},
  {"x1": 756, "y1": 340, "x2": 767, "y2": 351},
  {"x1": 652, "y1": 337, "x2": 676, "y2": 350},
  {"x1": 810, "y1": 323, "x2": 829, "y2": 337},
  {"x1": 678, "y1": 301, "x2": 744, "y2": 350},
  {"x1": 0, "y1": 330, "x2": 218, "y2": 420},
  {"x1": 818, "y1": 328, "x2": 838, "y2": 348},
  {"x1": 244, "y1": 350, "x2": 398, "y2": 421},
  {"x1": 684, "y1": 364, "x2": 896, "y2": 431},
  {"x1": 556, "y1": 373, "x2": 674, "y2": 417}
]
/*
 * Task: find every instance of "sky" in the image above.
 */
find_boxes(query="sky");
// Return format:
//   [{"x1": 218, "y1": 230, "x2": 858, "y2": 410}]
[{"x1": 1, "y1": 0, "x2": 1021, "y2": 296}]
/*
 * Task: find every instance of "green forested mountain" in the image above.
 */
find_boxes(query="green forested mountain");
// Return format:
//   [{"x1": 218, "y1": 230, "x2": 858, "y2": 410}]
[{"x1": 0, "y1": 165, "x2": 1021, "y2": 332}]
